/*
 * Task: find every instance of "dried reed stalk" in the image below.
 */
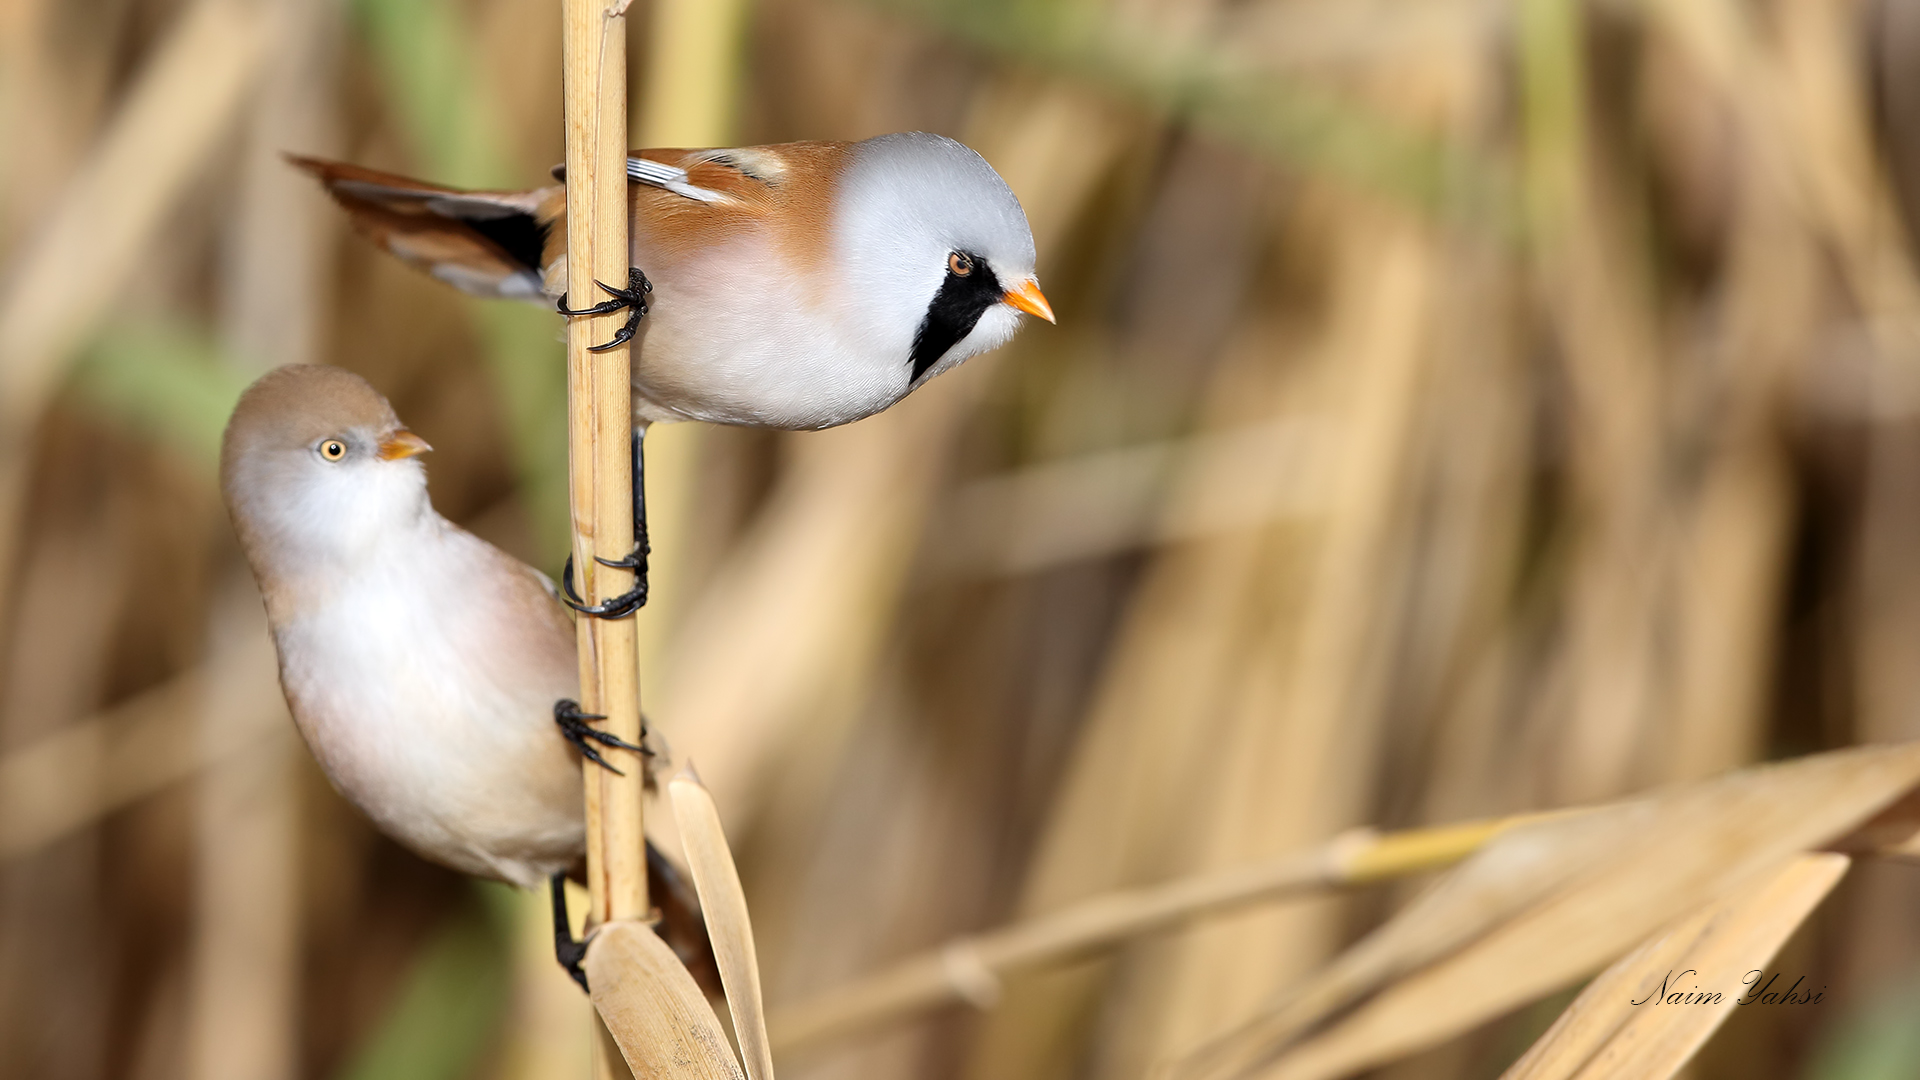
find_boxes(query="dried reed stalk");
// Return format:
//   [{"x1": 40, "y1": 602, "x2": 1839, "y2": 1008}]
[
  {"x1": 562, "y1": 0, "x2": 642, "y2": 927},
  {"x1": 770, "y1": 813, "x2": 1556, "y2": 1054},
  {"x1": 562, "y1": 5, "x2": 641, "y2": 1080},
  {"x1": 776, "y1": 740, "x2": 1920, "y2": 1064},
  {"x1": 1167, "y1": 743, "x2": 1920, "y2": 1080}
]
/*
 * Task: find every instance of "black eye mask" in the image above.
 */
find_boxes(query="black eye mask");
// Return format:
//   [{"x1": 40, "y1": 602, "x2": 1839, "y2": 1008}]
[{"x1": 909, "y1": 252, "x2": 1002, "y2": 384}]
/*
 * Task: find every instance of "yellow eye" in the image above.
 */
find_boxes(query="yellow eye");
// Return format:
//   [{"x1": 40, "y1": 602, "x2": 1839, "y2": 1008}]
[
  {"x1": 948, "y1": 252, "x2": 974, "y2": 277},
  {"x1": 319, "y1": 440, "x2": 347, "y2": 461}
]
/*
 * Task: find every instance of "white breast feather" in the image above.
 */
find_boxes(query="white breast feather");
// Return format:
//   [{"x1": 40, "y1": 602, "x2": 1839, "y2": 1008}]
[
  {"x1": 634, "y1": 236, "x2": 915, "y2": 428},
  {"x1": 274, "y1": 526, "x2": 580, "y2": 886}
]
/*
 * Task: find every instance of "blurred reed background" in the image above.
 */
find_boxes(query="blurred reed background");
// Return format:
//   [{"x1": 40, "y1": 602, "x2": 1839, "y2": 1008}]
[{"x1": 6, "y1": 0, "x2": 1920, "y2": 1077}]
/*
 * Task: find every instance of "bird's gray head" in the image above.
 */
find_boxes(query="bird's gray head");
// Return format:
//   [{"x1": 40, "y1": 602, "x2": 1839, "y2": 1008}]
[
  {"x1": 832, "y1": 132, "x2": 1053, "y2": 389},
  {"x1": 221, "y1": 365, "x2": 435, "y2": 571}
]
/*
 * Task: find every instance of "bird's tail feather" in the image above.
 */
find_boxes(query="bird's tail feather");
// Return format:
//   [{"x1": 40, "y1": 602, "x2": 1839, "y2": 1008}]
[{"x1": 287, "y1": 154, "x2": 560, "y2": 302}]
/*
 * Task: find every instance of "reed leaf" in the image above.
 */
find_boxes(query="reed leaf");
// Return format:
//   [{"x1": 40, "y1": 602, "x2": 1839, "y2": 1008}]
[
  {"x1": 1497, "y1": 853, "x2": 1848, "y2": 1080},
  {"x1": 1164, "y1": 742, "x2": 1920, "y2": 1080},
  {"x1": 585, "y1": 920, "x2": 745, "y2": 1080},
  {"x1": 669, "y1": 771, "x2": 776, "y2": 1080},
  {"x1": 770, "y1": 814, "x2": 1557, "y2": 1054}
]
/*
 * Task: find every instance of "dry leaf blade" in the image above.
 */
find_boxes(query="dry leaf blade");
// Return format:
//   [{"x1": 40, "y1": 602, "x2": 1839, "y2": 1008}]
[
  {"x1": 1499, "y1": 852, "x2": 1848, "y2": 1080},
  {"x1": 1168, "y1": 743, "x2": 1920, "y2": 1080},
  {"x1": 586, "y1": 919, "x2": 745, "y2": 1080},
  {"x1": 671, "y1": 770, "x2": 777, "y2": 1080}
]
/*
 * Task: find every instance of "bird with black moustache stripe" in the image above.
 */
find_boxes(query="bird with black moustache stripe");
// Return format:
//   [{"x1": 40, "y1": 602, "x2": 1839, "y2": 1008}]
[{"x1": 292, "y1": 132, "x2": 1054, "y2": 431}]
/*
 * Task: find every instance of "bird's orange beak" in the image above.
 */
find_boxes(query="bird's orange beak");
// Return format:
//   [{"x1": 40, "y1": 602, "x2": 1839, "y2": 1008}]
[
  {"x1": 378, "y1": 430, "x2": 433, "y2": 460},
  {"x1": 1003, "y1": 279, "x2": 1056, "y2": 324}
]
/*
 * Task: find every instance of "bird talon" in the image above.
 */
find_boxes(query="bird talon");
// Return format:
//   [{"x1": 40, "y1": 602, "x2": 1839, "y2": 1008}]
[
  {"x1": 554, "y1": 699, "x2": 644, "y2": 775},
  {"x1": 553, "y1": 295, "x2": 624, "y2": 317},
  {"x1": 594, "y1": 533, "x2": 650, "y2": 572},
  {"x1": 555, "y1": 268, "x2": 650, "y2": 314},
  {"x1": 557, "y1": 268, "x2": 650, "y2": 352},
  {"x1": 586, "y1": 321, "x2": 636, "y2": 353},
  {"x1": 559, "y1": 554, "x2": 648, "y2": 619}
]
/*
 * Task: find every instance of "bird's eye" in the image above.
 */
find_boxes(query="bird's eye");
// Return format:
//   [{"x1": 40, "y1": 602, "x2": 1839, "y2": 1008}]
[
  {"x1": 319, "y1": 440, "x2": 348, "y2": 462},
  {"x1": 948, "y1": 252, "x2": 974, "y2": 277}
]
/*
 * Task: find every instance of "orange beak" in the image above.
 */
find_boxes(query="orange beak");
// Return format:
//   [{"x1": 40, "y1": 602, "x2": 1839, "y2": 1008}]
[
  {"x1": 377, "y1": 430, "x2": 433, "y2": 460},
  {"x1": 1002, "y1": 278, "x2": 1056, "y2": 324}
]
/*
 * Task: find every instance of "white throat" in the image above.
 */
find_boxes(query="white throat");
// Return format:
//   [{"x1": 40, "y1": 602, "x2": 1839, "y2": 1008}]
[{"x1": 239, "y1": 454, "x2": 438, "y2": 585}]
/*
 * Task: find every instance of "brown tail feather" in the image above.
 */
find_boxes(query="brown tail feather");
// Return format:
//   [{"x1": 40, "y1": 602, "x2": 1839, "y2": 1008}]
[{"x1": 286, "y1": 154, "x2": 560, "y2": 301}]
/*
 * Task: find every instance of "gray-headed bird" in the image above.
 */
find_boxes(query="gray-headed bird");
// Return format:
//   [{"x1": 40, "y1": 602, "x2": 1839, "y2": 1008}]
[
  {"x1": 294, "y1": 133, "x2": 1054, "y2": 430},
  {"x1": 294, "y1": 133, "x2": 1055, "y2": 618}
]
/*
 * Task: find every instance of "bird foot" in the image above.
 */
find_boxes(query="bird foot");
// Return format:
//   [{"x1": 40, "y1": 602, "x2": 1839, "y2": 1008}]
[
  {"x1": 554, "y1": 699, "x2": 649, "y2": 775},
  {"x1": 595, "y1": 517, "x2": 650, "y2": 574},
  {"x1": 560, "y1": 549, "x2": 648, "y2": 620},
  {"x1": 592, "y1": 538, "x2": 649, "y2": 573},
  {"x1": 551, "y1": 872, "x2": 590, "y2": 992},
  {"x1": 556, "y1": 267, "x2": 651, "y2": 352}
]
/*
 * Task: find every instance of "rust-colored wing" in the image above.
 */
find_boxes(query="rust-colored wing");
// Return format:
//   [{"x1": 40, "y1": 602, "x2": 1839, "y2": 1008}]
[{"x1": 543, "y1": 142, "x2": 852, "y2": 282}]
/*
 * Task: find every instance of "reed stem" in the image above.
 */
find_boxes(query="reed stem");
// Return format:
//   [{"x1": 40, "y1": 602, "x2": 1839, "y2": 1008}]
[
  {"x1": 561, "y1": 3, "x2": 641, "y2": 1077},
  {"x1": 767, "y1": 812, "x2": 1566, "y2": 1053}
]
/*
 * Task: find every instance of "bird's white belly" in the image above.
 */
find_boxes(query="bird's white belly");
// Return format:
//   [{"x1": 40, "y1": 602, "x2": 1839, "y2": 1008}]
[
  {"x1": 273, "y1": 570, "x2": 581, "y2": 886},
  {"x1": 632, "y1": 240, "x2": 915, "y2": 429}
]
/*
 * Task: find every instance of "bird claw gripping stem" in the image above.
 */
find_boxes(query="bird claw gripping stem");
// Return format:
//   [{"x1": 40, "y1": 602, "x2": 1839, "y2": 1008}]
[
  {"x1": 551, "y1": 872, "x2": 590, "y2": 992},
  {"x1": 556, "y1": 267, "x2": 651, "y2": 352},
  {"x1": 559, "y1": 541, "x2": 648, "y2": 620},
  {"x1": 553, "y1": 698, "x2": 650, "y2": 775}
]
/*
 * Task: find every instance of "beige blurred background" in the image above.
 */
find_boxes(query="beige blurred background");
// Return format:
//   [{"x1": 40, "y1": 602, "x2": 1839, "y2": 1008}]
[{"x1": 5, "y1": 0, "x2": 1920, "y2": 1077}]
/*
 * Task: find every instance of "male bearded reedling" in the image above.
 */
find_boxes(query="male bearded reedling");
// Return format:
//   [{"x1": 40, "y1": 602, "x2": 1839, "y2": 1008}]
[
  {"x1": 291, "y1": 132, "x2": 1055, "y2": 430},
  {"x1": 296, "y1": 132, "x2": 1055, "y2": 620},
  {"x1": 220, "y1": 363, "x2": 708, "y2": 990}
]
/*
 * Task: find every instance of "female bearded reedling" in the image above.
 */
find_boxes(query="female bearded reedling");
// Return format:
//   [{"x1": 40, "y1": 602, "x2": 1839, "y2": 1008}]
[{"x1": 220, "y1": 364, "x2": 708, "y2": 990}]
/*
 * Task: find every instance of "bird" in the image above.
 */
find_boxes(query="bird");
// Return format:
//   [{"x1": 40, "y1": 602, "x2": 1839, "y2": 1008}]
[
  {"x1": 292, "y1": 132, "x2": 1055, "y2": 432},
  {"x1": 294, "y1": 134, "x2": 1053, "y2": 617},
  {"x1": 220, "y1": 362, "x2": 707, "y2": 990}
]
